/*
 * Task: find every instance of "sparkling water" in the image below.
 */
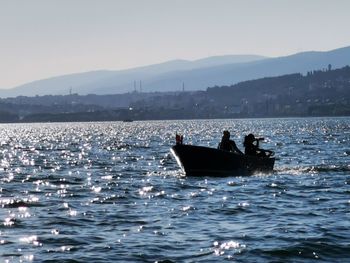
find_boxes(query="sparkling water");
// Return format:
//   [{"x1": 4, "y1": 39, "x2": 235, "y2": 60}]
[{"x1": 0, "y1": 117, "x2": 349, "y2": 262}]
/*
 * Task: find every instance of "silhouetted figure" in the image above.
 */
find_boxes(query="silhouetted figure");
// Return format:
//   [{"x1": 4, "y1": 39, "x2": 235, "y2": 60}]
[
  {"x1": 218, "y1": 130, "x2": 243, "y2": 155},
  {"x1": 176, "y1": 133, "x2": 183, "y2": 145},
  {"x1": 243, "y1": 133, "x2": 273, "y2": 157}
]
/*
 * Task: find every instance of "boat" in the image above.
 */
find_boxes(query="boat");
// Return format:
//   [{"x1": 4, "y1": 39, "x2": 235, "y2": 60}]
[{"x1": 171, "y1": 144, "x2": 275, "y2": 176}]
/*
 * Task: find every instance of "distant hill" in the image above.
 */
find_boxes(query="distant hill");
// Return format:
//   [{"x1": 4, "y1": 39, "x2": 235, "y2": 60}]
[
  {"x1": 1, "y1": 65, "x2": 349, "y2": 122},
  {"x1": 1, "y1": 45, "x2": 350, "y2": 97},
  {"x1": 0, "y1": 55, "x2": 265, "y2": 98},
  {"x1": 140, "y1": 46, "x2": 350, "y2": 93}
]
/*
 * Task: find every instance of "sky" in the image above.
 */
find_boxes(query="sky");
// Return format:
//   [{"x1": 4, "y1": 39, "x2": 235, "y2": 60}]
[{"x1": 1, "y1": 0, "x2": 350, "y2": 89}]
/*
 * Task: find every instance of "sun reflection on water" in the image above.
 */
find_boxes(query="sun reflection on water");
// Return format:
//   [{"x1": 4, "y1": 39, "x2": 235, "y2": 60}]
[{"x1": 0, "y1": 119, "x2": 348, "y2": 262}]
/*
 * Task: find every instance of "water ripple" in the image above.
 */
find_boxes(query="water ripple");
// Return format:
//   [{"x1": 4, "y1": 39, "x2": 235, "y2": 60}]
[{"x1": 0, "y1": 118, "x2": 349, "y2": 262}]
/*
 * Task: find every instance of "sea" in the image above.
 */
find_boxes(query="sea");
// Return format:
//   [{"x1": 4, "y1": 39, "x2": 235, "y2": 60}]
[{"x1": 0, "y1": 117, "x2": 349, "y2": 262}]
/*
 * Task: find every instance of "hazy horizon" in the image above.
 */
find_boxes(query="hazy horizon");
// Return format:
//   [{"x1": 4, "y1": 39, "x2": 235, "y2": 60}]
[{"x1": 1, "y1": 0, "x2": 350, "y2": 89}]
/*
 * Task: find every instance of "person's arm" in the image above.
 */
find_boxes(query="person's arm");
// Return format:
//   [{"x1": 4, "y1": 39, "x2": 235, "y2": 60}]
[{"x1": 231, "y1": 140, "x2": 244, "y2": 155}]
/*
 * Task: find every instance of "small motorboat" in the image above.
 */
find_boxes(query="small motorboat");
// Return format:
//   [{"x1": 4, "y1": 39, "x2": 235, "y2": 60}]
[{"x1": 171, "y1": 144, "x2": 275, "y2": 176}]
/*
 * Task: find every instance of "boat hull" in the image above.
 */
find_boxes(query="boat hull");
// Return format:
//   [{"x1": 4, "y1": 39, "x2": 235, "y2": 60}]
[{"x1": 171, "y1": 144, "x2": 275, "y2": 176}]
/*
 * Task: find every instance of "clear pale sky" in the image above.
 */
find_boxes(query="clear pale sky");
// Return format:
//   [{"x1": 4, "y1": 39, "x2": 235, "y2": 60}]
[{"x1": 1, "y1": 0, "x2": 350, "y2": 89}]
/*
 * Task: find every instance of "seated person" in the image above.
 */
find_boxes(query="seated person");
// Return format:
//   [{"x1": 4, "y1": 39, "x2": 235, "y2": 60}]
[
  {"x1": 243, "y1": 133, "x2": 273, "y2": 157},
  {"x1": 218, "y1": 130, "x2": 243, "y2": 155}
]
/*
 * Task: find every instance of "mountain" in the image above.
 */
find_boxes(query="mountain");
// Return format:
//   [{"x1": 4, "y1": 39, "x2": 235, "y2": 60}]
[
  {"x1": 1, "y1": 46, "x2": 350, "y2": 97},
  {"x1": 0, "y1": 55, "x2": 266, "y2": 98},
  {"x1": 130, "y1": 46, "x2": 350, "y2": 93}
]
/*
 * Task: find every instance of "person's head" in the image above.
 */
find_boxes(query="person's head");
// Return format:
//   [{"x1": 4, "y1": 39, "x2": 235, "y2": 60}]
[
  {"x1": 223, "y1": 130, "x2": 230, "y2": 139},
  {"x1": 244, "y1": 133, "x2": 255, "y2": 144},
  {"x1": 248, "y1": 133, "x2": 255, "y2": 141}
]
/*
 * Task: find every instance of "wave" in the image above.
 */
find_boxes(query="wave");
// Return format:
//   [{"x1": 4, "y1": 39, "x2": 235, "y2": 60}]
[
  {"x1": 254, "y1": 240, "x2": 350, "y2": 261},
  {"x1": 275, "y1": 164, "x2": 350, "y2": 175}
]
